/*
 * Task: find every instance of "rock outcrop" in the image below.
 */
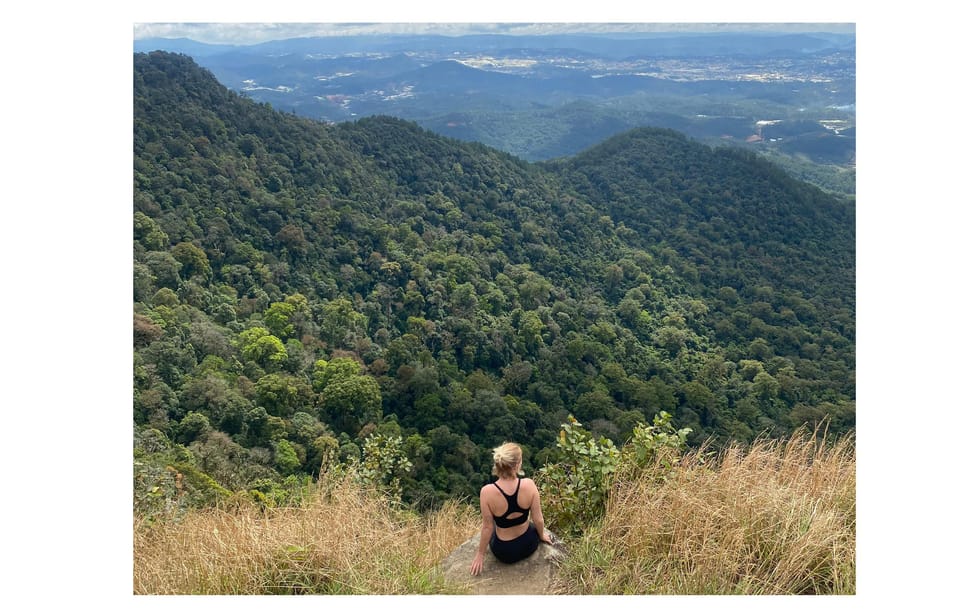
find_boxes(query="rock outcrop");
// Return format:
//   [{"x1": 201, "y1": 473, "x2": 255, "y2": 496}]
[{"x1": 440, "y1": 529, "x2": 565, "y2": 595}]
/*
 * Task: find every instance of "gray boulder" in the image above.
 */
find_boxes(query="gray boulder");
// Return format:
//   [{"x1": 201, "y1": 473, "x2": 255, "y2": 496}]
[{"x1": 439, "y1": 529, "x2": 565, "y2": 595}]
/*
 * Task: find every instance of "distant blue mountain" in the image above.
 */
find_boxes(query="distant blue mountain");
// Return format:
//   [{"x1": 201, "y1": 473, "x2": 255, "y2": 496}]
[
  {"x1": 135, "y1": 32, "x2": 854, "y2": 60},
  {"x1": 133, "y1": 37, "x2": 243, "y2": 57}
]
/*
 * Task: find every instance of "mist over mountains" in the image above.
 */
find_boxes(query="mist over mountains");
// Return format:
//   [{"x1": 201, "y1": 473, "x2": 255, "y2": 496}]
[{"x1": 135, "y1": 31, "x2": 853, "y2": 59}]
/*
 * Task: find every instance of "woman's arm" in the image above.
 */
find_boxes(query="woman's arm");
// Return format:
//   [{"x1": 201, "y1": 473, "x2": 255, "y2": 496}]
[
  {"x1": 529, "y1": 480, "x2": 551, "y2": 544},
  {"x1": 471, "y1": 487, "x2": 495, "y2": 575}
]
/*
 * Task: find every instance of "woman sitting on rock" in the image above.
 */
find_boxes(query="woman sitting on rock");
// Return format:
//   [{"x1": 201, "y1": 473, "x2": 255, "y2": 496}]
[{"x1": 470, "y1": 442, "x2": 552, "y2": 575}]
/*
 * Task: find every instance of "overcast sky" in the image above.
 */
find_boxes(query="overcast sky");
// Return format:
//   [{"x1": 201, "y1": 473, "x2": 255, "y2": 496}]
[
  {"x1": 132, "y1": 22, "x2": 855, "y2": 46},
  {"x1": 130, "y1": 0, "x2": 857, "y2": 45}
]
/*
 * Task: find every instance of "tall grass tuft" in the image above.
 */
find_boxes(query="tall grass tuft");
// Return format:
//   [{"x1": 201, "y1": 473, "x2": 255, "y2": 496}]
[
  {"x1": 555, "y1": 428, "x2": 856, "y2": 595},
  {"x1": 134, "y1": 471, "x2": 478, "y2": 594}
]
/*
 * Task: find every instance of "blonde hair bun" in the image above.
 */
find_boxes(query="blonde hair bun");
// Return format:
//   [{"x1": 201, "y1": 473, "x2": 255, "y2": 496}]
[{"x1": 491, "y1": 442, "x2": 523, "y2": 477}]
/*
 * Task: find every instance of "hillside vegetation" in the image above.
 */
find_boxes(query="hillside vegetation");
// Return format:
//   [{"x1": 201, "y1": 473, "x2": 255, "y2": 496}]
[{"x1": 133, "y1": 51, "x2": 854, "y2": 519}]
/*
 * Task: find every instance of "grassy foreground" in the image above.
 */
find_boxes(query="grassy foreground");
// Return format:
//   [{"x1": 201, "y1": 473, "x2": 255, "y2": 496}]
[
  {"x1": 134, "y1": 429, "x2": 854, "y2": 595},
  {"x1": 133, "y1": 475, "x2": 478, "y2": 594},
  {"x1": 556, "y1": 429, "x2": 856, "y2": 594}
]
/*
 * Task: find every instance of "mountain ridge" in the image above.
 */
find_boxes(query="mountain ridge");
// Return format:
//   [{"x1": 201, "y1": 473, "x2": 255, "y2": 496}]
[{"x1": 134, "y1": 31, "x2": 855, "y2": 60}]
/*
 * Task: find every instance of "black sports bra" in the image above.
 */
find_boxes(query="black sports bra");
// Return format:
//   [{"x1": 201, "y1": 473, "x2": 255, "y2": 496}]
[{"x1": 492, "y1": 477, "x2": 530, "y2": 528}]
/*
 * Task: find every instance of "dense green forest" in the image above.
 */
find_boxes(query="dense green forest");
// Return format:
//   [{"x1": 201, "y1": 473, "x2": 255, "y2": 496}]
[
  {"x1": 421, "y1": 103, "x2": 857, "y2": 196},
  {"x1": 133, "y1": 52, "x2": 854, "y2": 513}
]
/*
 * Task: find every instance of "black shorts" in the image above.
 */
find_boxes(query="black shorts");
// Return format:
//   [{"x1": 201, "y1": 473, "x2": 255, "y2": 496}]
[{"x1": 489, "y1": 523, "x2": 539, "y2": 564}]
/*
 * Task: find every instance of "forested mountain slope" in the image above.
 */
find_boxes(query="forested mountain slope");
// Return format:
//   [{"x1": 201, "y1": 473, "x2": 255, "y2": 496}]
[{"x1": 133, "y1": 52, "x2": 854, "y2": 511}]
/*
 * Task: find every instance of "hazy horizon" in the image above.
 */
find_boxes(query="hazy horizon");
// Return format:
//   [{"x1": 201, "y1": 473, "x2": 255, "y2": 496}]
[{"x1": 133, "y1": 22, "x2": 855, "y2": 46}]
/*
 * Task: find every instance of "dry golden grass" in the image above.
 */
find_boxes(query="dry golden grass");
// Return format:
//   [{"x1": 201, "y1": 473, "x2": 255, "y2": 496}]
[
  {"x1": 135, "y1": 429, "x2": 855, "y2": 595},
  {"x1": 133, "y1": 474, "x2": 478, "y2": 594},
  {"x1": 555, "y1": 429, "x2": 856, "y2": 595}
]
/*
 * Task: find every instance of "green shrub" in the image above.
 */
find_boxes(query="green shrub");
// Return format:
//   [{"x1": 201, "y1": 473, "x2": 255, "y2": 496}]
[
  {"x1": 537, "y1": 412, "x2": 691, "y2": 538},
  {"x1": 537, "y1": 416, "x2": 620, "y2": 537},
  {"x1": 619, "y1": 410, "x2": 692, "y2": 476}
]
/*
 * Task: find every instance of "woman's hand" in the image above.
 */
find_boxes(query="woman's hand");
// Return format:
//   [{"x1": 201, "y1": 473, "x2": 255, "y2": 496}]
[
  {"x1": 540, "y1": 534, "x2": 553, "y2": 545},
  {"x1": 470, "y1": 553, "x2": 484, "y2": 576}
]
